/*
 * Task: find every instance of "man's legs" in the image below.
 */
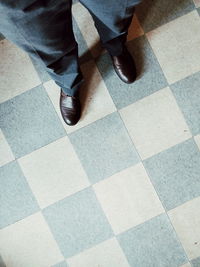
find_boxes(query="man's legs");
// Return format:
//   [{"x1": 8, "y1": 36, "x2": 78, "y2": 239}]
[
  {"x1": 80, "y1": 0, "x2": 140, "y2": 54},
  {"x1": 0, "y1": 0, "x2": 82, "y2": 125},
  {"x1": 80, "y1": 0, "x2": 142, "y2": 83}
]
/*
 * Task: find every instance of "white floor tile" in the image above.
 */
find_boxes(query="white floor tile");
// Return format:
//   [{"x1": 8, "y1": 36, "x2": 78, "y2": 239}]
[
  {"x1": 0, "y1": 129, "x2": 14, "y2": 167},
  {"x1": 168, "y1": 197, "x2": 200, "y2": 260},
  {"x1": 18, "y1": 136, "x2": 90, "y2": 208},
  {"x1": 0, "y1": 40, "x2": 41, "y2": 103},
  {"x1": 0, "y1": 212, "x2": 63, "y2": 267},
  {"x1": 44, "y1": 60, "x2": 116, "y2": 134},
  {"x1": 120, "y1": 87, "x2": 191, "y2": 159},
  {"x1": 67, "y1": 238, "x2": 130, "y2": 267},
  {"x1": 147, "y1": 11, "x2": 200, "y2": 84},
  {"x1": 93, "y1": 163, "x2": 164, "y2": 234}
]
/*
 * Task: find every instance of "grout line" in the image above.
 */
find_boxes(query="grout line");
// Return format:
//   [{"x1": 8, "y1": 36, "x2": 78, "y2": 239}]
[{"x1": 117, "y1": 110, "x2": 191, "y2": 264}]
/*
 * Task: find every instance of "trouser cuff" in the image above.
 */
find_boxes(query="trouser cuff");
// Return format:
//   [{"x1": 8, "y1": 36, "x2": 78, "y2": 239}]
[{"x1": 58, "y1": 79, "x2": 84, "y2": 97}]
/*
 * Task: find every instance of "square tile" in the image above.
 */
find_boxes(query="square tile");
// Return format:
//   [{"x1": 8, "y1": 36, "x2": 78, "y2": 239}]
[
  {"x1": 96, "y1": 35, "x2": 168, "y2": 109},
  {"x1": 0, "y1": 85, "x2": 66, "y2": 158},
  {"x1": 67, "y1": 238, "x2": 129, "y2": 267},
  {"x1": 69, "y1": 112, "x2": 140, "y2": 183},
  {"x1": 0, "y1": 161, "x2": 39, "y2": 229},
  {"x1": 0, "y1": 212, "x2": 63, "y2": 267},
  {"x1": 0, "y1": 39, "x2": 41, "y2": 103},
  {"x1": 42, "y1": 188, "x2": 113, "y2": 258},
  {"x1": 136, "y1": 0, "x2": 195, "y2": 33},
  {"x1": 44, "y1": 60, "x2": 116, "y2": 134},
  {"x1": 171, "y1": 71, "x2": 200, "y2": 135},
  {"x1": 147, "y1": 11, "x2": 200, "y2": 84},
  {"x1": 120, "y1": 87, "x2": 191, "y2": 159},
  {"x1": 18, "y1": 137, "x2": 90, "y2": 208},
  {"x1": 168, "y1": 197, "x2": 200, "y2": 260},
  {"x1": 72, "y1": 3, "x2": 103, "y2": 58},
  {"x1": 194, "y1": 135, "x2": 200, "y2": 150},
  {"x1": 191, "y1": 257, "x2": 200, "y2": 267},
  {"x1": 118, "y1": 214, "x2": 187, "y2": 267},
  {"x1": 93, "y1": 163, "x2": 164, "y2": 234},
  {"x1": 0, "y1": 129, "x2": 14, "y2": 167},
  {"x1": 144, "y1": 139, "x2": 200, "y2": 210}
]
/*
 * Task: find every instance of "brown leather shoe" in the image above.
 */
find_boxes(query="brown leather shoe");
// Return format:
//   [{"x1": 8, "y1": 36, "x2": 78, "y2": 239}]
[
  {"x1": 111, "y1": 47, "x2": 137, "y2": 84},
  {"x1": 60, "y1": 91, "x2": 81, "y2": 126}
]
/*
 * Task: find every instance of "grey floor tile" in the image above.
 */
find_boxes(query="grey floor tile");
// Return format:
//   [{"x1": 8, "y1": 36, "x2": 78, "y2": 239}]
[
  {"x1": 43, "y1": 187, "x2": 113, "y2": 258},
  {"x1": 191, "y1": 256, "x2": 200, "y2": 267},
  {"x1": 136, "y1": 0, "x2": 195, "y2": 33},
  {"x1": 118, "y1": 213, "x2": 187, "y2": 267},
  {"x1": 171, "y1": 71, "x2": 200, "y2": 135},
  {"x1": 96, "y1": 35, "x2": 168, "y2": 110},
  {"x1": 0, "y1": 85, "x2": 66, "y2": 158},
  {"x1": 0, "y1": 161, "x2": 39, "y2": 229},
  {"x1": 69, "y1": 112, "x2": 140, "y2": 183},
  {"x1": 144, "y1": 139, "x2": 200, "y2": 211}
]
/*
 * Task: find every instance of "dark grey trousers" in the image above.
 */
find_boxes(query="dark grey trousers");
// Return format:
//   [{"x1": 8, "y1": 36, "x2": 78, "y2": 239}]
[{"x1": 0, "y1": 0, "x2": 141, "y2": 96}]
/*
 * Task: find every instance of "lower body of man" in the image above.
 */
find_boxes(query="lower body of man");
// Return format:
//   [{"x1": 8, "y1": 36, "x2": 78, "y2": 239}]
[{"x1": 0, "y1": 0, "x2": 142, "y2": 125}]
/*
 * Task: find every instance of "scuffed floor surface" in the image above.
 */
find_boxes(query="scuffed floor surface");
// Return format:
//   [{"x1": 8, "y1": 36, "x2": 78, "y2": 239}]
[{"x1": 1, "y1": 0, "x2": 200, "y2": 266}]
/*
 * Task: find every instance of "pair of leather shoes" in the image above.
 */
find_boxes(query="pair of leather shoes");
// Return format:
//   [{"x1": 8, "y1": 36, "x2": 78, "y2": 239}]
[{"x1": 60, "y1": 46, "x2": 136, "y2": 126}]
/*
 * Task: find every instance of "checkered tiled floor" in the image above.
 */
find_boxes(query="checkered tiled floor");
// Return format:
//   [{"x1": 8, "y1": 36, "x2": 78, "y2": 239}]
[{"x1": 1, "y1": 0, "x2": 200, "y2": 266}]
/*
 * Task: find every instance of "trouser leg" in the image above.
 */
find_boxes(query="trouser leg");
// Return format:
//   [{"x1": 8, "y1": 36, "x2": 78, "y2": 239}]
[
  {"x1": 0, "y1": 0, "x2": 83, "y2": 96},
  {"x1": 80, "y1": 0, "x2": 141, "y2": 56}
]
